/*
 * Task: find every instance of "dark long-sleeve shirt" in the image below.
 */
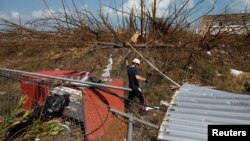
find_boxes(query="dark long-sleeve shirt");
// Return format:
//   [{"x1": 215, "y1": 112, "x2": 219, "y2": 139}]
[{"x1": 127, "y1": 66, "x2": 139, "y2": 89}]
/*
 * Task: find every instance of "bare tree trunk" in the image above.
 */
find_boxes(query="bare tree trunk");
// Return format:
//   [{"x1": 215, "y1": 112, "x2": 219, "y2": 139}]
[
  {"x1": 122, "y1": 0, "x2": 125, "y2": 30},
  {"x1": 152, "y1": 0, "x2": 157, "y2": 32},
  {"x1": 140, "y1": 0, "x2": 144, "y2": 41}
]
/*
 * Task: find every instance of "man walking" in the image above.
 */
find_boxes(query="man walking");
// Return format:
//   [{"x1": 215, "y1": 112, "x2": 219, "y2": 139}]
[{"x1": 125, "y1": 58, "x2": 148, "y2": 114}]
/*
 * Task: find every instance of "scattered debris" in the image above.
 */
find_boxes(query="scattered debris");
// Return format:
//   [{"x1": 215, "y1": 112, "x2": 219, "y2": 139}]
[
  {"x1": 130, "y1": 31, "x2": 140, "y2": 43},
  {"x1": 230, "y1": 69, "x2": 243, "y2": 76},
  {"x1": 101, "y1": 54, "x2": 113, "y2": 82},
  {"x1": 58, "y1": 123, "x2": 72, "y2": 135},
  {"x1": 169, "y1": 85, "x2": 180, "y2": 90},
  {"x1": 0, "y1": 91, "x2": 5, "y2": 95},
  {"x1": 41, "y1": 95, "x2": 70, "y2": 119},
  {"x1": 206, "y1": 51, "x2": 211, "y2": 56},
  {"x1": 50, "y1": 52, "x2": 63, "y2": 60},
  {"x1": 214, "y1": 49, "x2": 228, "y2": 54},
  {"x1": 81, "y1": 72, "x2": 89, "y2": 81},
  {"x1": 145, "y1": 107, "x2": 153, "y2": 111},
  {"x1": 51, "y1": 87, "x2": 82, "y2": 103},
  {"x1": 216, "y1": 71, "x2": 222, "y2": 76},
  {"x1": 187, "y1": 65, "x2": 193, "y2": 70},
  {"x1": 160, "y1": 100, "x2": 170, "y2": 107},
  {"x1": 145, "y1": 106, "x2": 160, "y2": 111},
  {"x1": 17, "y1": 52, "x2": 23, "y2": 56}
]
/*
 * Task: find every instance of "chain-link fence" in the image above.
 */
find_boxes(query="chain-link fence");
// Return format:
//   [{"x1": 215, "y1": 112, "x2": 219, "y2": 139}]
[{"x1": 0, "y1": 68, "x2": 161, "y2": 141}]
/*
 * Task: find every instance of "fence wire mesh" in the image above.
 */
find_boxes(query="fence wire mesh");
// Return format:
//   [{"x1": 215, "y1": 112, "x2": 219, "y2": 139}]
[{"x1": 0, "y1": 68, "x2": 161, "y2": 141}]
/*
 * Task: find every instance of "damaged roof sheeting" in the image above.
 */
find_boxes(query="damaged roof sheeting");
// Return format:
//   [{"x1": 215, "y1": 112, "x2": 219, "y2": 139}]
[{"x1": 158, "y1": 83, "x2": 250, "y2": 141}]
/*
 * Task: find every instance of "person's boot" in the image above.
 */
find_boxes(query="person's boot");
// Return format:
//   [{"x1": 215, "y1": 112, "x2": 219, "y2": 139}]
[{"x1": 139, "y1": 109, "x2": 148, "y2": 116}]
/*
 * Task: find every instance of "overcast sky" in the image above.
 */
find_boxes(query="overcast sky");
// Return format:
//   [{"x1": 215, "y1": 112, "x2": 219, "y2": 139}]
[{"x1": 0, "y1": 0, "x2": 250, "y2": 24}]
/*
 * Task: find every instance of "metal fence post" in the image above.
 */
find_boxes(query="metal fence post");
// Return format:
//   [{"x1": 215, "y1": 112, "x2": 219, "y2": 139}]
[
  {"x1": 110, "y1": 108, "x2": 159, "y2": 141},
  {"x1": 128, "y1": 114, "x2": 134, "y2": 141}
]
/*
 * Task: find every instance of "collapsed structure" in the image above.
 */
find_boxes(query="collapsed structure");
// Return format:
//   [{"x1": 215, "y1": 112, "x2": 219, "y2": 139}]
[{"x1": 199, "y1": 13, "x2": 250, "y2": 35}]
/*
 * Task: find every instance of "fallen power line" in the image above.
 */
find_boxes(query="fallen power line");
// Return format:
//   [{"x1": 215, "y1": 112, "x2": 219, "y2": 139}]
[{"x1": 126, "y1": 42, "x2": 181, "y2": 88}]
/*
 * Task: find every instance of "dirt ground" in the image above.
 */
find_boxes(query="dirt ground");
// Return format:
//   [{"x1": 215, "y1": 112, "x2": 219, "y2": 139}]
[{"x1": 98, "y1": 116, "x2": 128, "y2": 141}]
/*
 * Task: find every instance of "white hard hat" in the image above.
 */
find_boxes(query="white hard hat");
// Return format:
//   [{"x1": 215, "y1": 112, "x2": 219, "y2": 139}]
[{"x1": 132, "y1": 58, "x2": 140, "y2": 65}]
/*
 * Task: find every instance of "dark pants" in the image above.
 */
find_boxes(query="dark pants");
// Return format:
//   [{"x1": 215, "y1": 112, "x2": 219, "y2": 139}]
[{"x1": 125, "y1": 87, "x2": 146, "y2": 111}]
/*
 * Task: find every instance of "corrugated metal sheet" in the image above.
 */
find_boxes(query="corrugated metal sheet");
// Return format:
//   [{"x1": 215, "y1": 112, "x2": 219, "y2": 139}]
[{"x1": 158, "y1": 83, "x2": 250, "y2": 141}]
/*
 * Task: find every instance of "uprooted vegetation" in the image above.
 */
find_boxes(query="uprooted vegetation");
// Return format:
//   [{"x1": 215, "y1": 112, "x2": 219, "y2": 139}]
[{"x1": 1, "y1": 0, "x2": 250, "y2": 140}]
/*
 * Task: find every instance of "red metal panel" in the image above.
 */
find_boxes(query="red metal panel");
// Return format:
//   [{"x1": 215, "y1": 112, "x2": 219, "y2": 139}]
[
  {"x1": 83, "y1": 80, "x2": 124, "y2": 141},
  {"x1": 21, "y1": 81, "x2": 36, "y2": 109},
  {"x1": 21, "y1": 71, "x2": 78, "y2": 109}
]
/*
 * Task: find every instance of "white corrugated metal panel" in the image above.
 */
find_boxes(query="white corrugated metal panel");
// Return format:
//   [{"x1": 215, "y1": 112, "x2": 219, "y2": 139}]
[{"x1": 158, "y1": 83, "x2": 250, "y2": 141}]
